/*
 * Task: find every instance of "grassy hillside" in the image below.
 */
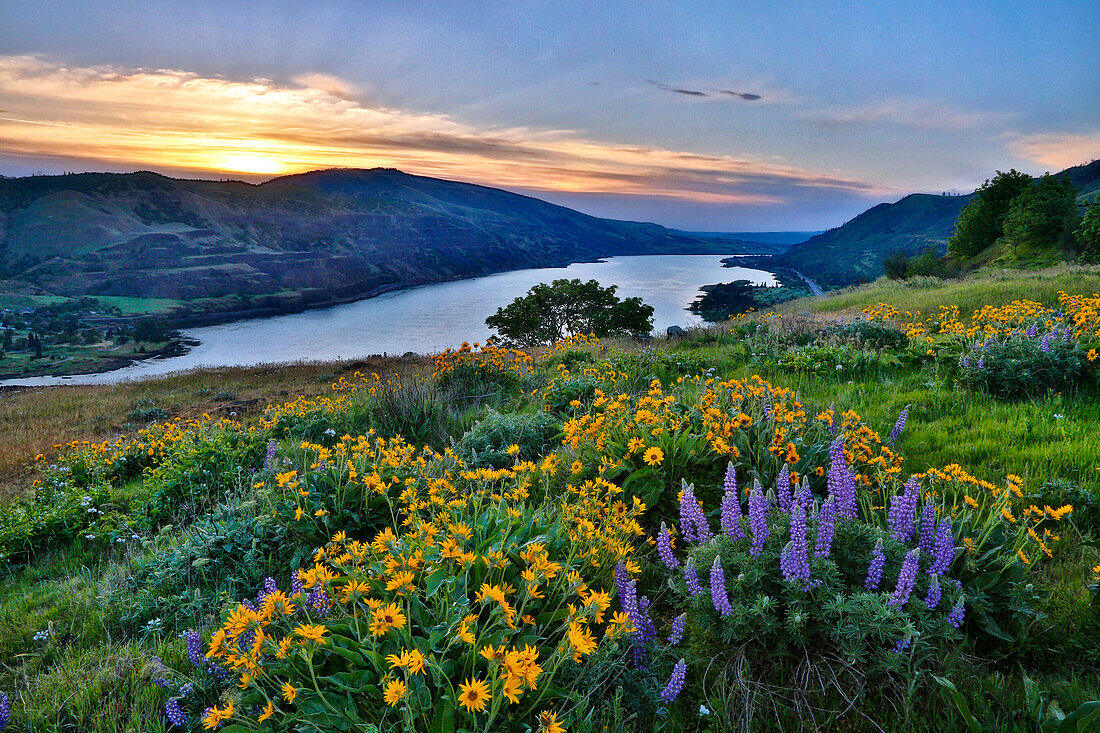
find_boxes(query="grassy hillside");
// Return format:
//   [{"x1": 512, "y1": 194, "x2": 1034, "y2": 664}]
[
  {"x1": 0, "y1": 269, "x2": 1098, "y2": 731},
  {"x1": 779, "y1": 160, "x2": 1100, "y2": 289},
  {"x1": 0, "y1": 169, "x2": 742, "y2": 322}
]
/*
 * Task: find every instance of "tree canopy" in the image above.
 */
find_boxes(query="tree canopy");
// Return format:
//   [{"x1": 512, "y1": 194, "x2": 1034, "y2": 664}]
[
  {"x1": 947, "y1": 169, "x2": 1034, "y2": 258},
  {"x1": 485, "y1": 278, "x2": 654, "y2": 346}
]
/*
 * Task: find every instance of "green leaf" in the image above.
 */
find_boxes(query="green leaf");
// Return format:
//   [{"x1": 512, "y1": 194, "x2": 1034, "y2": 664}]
[
  {"x1": 1058, "y1": 701, "x2": 1100, "y2": 732},
  {"x1": 431, "y1": 700, "x2": 457, "y2": 733},
  {"x1": 932, "y1": 675, "x2": 984, "y2": 733}
]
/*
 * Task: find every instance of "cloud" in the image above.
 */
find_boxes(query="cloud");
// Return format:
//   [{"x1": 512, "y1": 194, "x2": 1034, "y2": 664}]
[
  {"x1": 0, "y1": 55, "x2": 887, "y2": 206},
  {"x1": 1003, "y1": 131, "x2": 1100, "y2": 169},
  {"x1": 291, "y1": 72, "x2": 358, "y2": 100},
  {"x1": 647, "y1": 80, "x2": 709, "y2": 97},
  {"x1": 719, "y1": 91, "x2": 761, "y2": 101},
  {"x1": 807, "y1": 98, "x2": 1007, "y2": 130}
]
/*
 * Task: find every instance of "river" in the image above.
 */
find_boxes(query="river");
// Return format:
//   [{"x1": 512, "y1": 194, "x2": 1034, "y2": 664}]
[{"x1": 1, "y1": 255, "x2": 774, "y2": 387}]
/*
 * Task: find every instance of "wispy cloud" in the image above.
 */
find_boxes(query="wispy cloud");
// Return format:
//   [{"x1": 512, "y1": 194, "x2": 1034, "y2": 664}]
[
  {"x1": 646, "y1": 79, "x2": 771, "y2": 102},
  {"x1": 807, "y1": 98, "x2": 1008, "y2": 130},
  {"x1": 1003, "y1": 131, "x2": 1100, "y2": 169},
  {"x1": 0, "y1": 55, "x2": 887, "y2": 206}
]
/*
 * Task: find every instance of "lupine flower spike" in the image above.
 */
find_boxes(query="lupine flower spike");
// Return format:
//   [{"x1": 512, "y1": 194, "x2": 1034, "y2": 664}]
[
  {"x1": 659, "y1": 659, "x2": 687, "y2": 703},
  {"x1": 887, "y1": 404, "x2": 910, "y2": 444},
  {"x1": 658, "y1": 522, "x2": 681, "y2": 570},
  {"x1": 748, "y1": 480, "x2": 770, "y2": 556},
  {"x1": 888, "y1": 548, "x2": 920, "y2": 607},
  {"x1": 683, "y1": 559, "x2": 704, "y2": 596},
  {"x1": 776, "y1": 463, "x2": 792, "y2": 512},
  {"x1": 928, "y1": 517, "x2": 956, "y2": 576},
  {"x1": 780, "y1": 502, "x2": 811, "y2": 582},
  {"x1": 865, "y1": 539, "x2": 886, "y2": 590},
  {"x1": 0, "y1": 691, "x2": 7, "y2": 732},
  {"x1": 924, "y1": 574, "x2": 943, "y2": 610},
  {"x1": 667, "y1": 614, "x2": 686, "y2": 646},
  {"x1": 918, "y1": 503, "x2": 937, "y2": 554},
  {"x1": 710, "y1": 556, "x2": 732, "y2": 616}
]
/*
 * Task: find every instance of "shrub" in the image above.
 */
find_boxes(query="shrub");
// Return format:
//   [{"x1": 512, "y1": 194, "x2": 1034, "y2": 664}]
[
  {"x1": 958, "y1": 332, "x2": 1083, "y2": 399},
  {"x1": 832, "y1": 319, "x2": 909, "y2": 351},
  {"x1": 184, "y1": 450, "x2": 645, "y2": 731},
  {"x1": 454, "y1": 411, "x2": 560, "y2": 469}
]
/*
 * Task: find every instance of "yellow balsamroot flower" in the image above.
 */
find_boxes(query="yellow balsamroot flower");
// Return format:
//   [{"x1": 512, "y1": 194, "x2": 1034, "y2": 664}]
[
  {"x1": 626, "y1": 437, "x2": 645, "y2": 453},
  {"x1": 202, "y1": 700, "x2": 234, "y2": 729},
  {"x1": 282, "y1": 682, "x2": 297, "y2": 703},
  {"x1": 257, "y1": 700, "x2": 274, "y2": 723},
  {"x1": 458, "y1": 615, "x2": 477, "y2": 644},
  {"x1": 1093, "y1": 564, "x2": 1100, "y2": 580},
  {"x1": 643, "y1": 446, "x2": 664, "y2": 466},
  {"x1": 538, "y1": 710, "x2": 567, "y2": 733},
  {"x1": 458, "y1": 676, "x2": 491, "y2": 712},
  {"x1": 370, "y1": 603, "x2": 407, "y2": 637},
  {"x1": 385, "y1": 570, "x2": 416, "y2": 594},
  {"x1": 505, "y1": 443, "x2": 520, "y2": 455},
  {"x1": 383, "y1": 678, "x2": 407, "y2": 707},
  {"x1": 293, "y1": 624, "x2": 328, "y2": 644},
  {"x1": 1087, "y1": 348, "x2": 1098, "y2": 362}
]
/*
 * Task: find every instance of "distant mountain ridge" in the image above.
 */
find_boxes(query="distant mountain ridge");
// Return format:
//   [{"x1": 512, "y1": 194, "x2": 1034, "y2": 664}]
[
  {"x1": 0, "y1": 168, "x2": 749, "y2": 322},
  {"x1": 776, "y1": 160, "x2": 1100, "y2": 289}
]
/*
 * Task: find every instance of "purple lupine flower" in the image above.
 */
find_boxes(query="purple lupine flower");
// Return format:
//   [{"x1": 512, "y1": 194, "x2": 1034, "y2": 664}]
[
  {"x1": 888, "y1": 405, "x2": 910, "y2": 444},
  {"x1": 723, "y1": 462, "x2": 738, "y2": 494},
  {"x1": 827, "y1": 438, "x2": 857, "y2": 518},
  {"x1": 678, "y1": 483, "x2": 713, "y2": 544},
  {"x1": 780, "y1": 503, "x2": 811, "y2": 582},
  {"x1": 917, "y1": 503, "x2": 937, "y2": 554},
  {"x1": 977, "y1": 355, "x2": 985, "y2": 370},
  {"x1": 886, "y1": 477, "x2": 920, "y2": 543},
  {"x1": 263, "y1": 440, "x2": 277, "y2": 469},
  {"x1": 776, "y1": 463, "x2": 792, "y2": 512},
  {"x1": 924, "y1": 574, "x2": 943, "y2": 610},
  {"x1": 154, "y1": 677, "x2": 171, "y2": 689},
  {"x1": 794, "y1": 477, "x2": 812, "y2": 510},
  {"x1": 667, "y1": 614, "x2": 686, "y2": 646},
  {"x1": 721, "y1": 489, "x2": 744, "y2": 540},
  {"x1": 962, "y1": 354, "x2": 970, "y2": 368},
  {"x1": 178, "y1": 683, "x2": 194, "y2": 696},
  {"x1": 659, "y1": 659, "x2": 687, "y2": 703},
  {"x1": 814, "y1": 497, "x2": 836, "y2": 558},
  {"x1": 762, "y1": 400, "x2": 772, "y2": 420},
  {"x1": 0, "y1": 692, "x2": 7, "y2": 731},
  {"x1": 165, "y1": 697, "x2": 187, "y2": 727},
  {"x1": 185, "y1": 631, "x2": 205, "y2": 669},
  {"x1": 892, "y1": 636, "x2": 911, "y2": 654},
  {"x1": 615, "y1": 562, "x2": 655, "y2": 667},
  {"x1": 1026, "y1": 323, "x2": 1038, "y2": 337},
  {"x1": 748, "y1": 482, "x2": 770, "y2": 556},
  {"x1": 865, "y1": 539, "x2": 886, "y2": 590},
  {"x1": 658, "y1": 522, "x2": 681, "y2": 570},
  {"x1": 1040, "y1": 333, "x2": 1052, "y2": 353},
  {"x1": 1062, "y1": 325, "x2": 1073, "y2": 341},
  {"x1": 888, "y1": 548, "x2": 921, "y2": 607},
  {"x1": 291, "y1": 570, "x2": 304, "y2": 600},
  {"x1": 928, "y1": 517, "x2": 956, "y2": 576},
  {"x1": 308, "y1": 587, "x2": 329, "y2": 616},
  {"x1": 684, "y1": 559, "x2": 704, "y2": 596},
  {"x1": 710, "y1": 556, "x2": 733, "y2": 616},
  {"x1": 946, "y1": 582, "x2": 966, "y2": 628}
]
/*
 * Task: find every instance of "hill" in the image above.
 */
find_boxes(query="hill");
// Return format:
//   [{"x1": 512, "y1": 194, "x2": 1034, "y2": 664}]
[
  {"x1": 777, "y1": 160, "x2": 1100, "y2": 289},
  {"x1": 0, "y1": 168, "x2": 743, "y2": 323}
]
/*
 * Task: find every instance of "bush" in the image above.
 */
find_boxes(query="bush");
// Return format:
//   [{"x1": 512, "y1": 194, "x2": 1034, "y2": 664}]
[
  {"x1": 958, "y1": 333, "x2": 1083, "y2": 399},
  {"x1": 832, "y1": 320, "x2": 909, "y2": 351},
  {"x1": 454, "y1": 411, "x2": 560, "y2": 469}
]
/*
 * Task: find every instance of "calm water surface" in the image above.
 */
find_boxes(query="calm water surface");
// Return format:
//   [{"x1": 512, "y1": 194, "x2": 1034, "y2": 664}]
[{"x1": 3, "y1": 255, "x2": 773, "y2": 386}]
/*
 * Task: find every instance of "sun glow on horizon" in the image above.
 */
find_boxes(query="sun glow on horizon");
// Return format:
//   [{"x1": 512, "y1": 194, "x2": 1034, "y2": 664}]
[{"x1": 217, "y1": 153, "x2": 287, "y2": 175}]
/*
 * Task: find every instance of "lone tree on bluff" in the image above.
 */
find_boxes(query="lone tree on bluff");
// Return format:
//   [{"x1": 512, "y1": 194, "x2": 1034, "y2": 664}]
[{"x1": 485, "y1": 278, "x2": 654, "y2": 346}]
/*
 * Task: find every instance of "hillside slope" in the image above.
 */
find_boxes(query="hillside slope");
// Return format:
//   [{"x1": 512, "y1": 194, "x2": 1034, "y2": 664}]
[
  {"x1": 0, "y1": 168, "x2": 742, "y2": 321},
  {"x1": 778, "y1": 160, "x2": 1100, "y2": 289}
]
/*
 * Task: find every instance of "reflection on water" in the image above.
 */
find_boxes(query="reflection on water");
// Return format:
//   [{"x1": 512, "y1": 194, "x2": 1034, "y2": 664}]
[{"x1": 2, "y1": 255, "x2": 773, "y2": 387}]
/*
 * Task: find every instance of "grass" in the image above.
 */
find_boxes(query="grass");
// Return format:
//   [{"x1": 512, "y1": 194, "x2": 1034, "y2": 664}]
[
  {"x1": 784, "y1": 264, "x2": 1100, "y2": 318},
  {"x1": 0, "y1": 356, "x2": 428, "y2": 503}
]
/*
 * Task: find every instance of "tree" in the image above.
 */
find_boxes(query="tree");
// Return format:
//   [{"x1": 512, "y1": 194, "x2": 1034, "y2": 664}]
[
  {"x1": 882, "y1": 250, "x2": 909, "y2": 280},
  {"x1": 1001, "y1": 174, "x2": 1079, "y2": 256},
  {"x1": 486, "y1": 278, "x2": 654, "y2": 346},
  {"x1": 1077, "y1": 201, "x2": 1100, "y2": 262},
  {"x1": 947, "y1": 169, "x2": 1034, "y2": 258}
]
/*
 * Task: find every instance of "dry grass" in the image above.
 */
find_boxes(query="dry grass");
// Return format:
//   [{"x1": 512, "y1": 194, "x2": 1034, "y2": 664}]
[{"x1": 0, "y1": 356, "x2": 430, "y2": 503}]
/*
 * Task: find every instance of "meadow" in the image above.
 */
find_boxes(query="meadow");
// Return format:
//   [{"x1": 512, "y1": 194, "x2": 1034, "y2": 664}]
[{"x1": 0, "y1": 269, "x2": 1098, "y2": 732}]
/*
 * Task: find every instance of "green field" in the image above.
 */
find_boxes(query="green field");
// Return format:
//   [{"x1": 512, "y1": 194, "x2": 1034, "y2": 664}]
[{"x1": 1, "y1": 270, "x2": 1098, "y2": 731}]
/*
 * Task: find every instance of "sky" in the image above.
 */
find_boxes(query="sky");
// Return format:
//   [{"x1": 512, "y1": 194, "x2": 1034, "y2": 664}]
[{"x1": 0, "y1": 0, "x2": 1097, "y2": 230}]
